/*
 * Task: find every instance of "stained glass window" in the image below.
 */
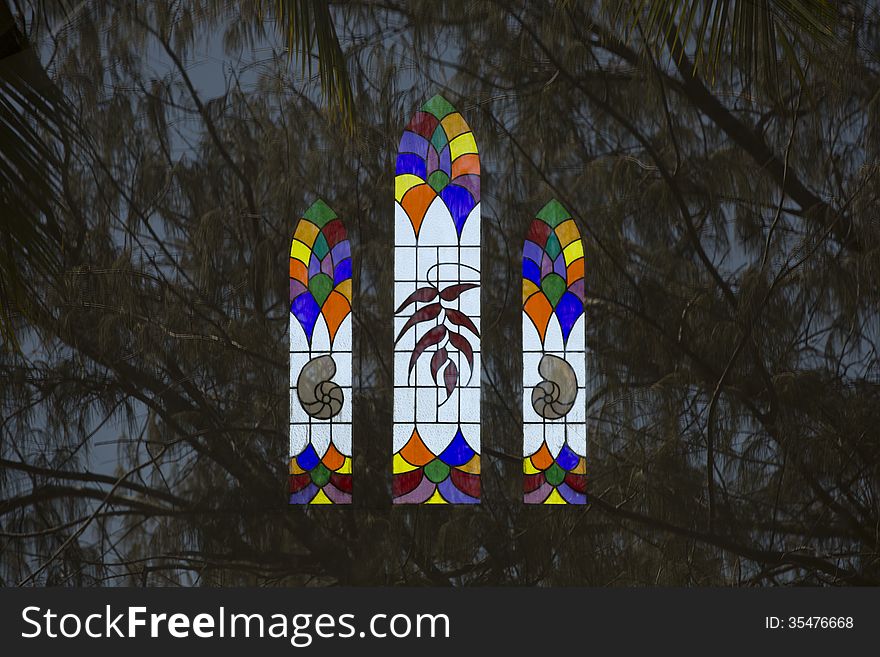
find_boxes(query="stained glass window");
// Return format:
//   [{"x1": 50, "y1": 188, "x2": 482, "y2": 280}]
[
  {"x1": 289, "y1": 200, "x2": 353, "y2": 504},
  {"x1": 522, "y1": 200, "x2": 587, "y2": 504},
  {"x1": 392, "y1": 95, "x2": 481, "y2": 504}
]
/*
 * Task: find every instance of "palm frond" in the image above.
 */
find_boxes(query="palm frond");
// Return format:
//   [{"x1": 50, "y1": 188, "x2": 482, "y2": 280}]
[
  {"x1": 0, "y1": 3, "x2": 70, "y2": 350},
  {"x1": 607, "y1": 0, "x2": 841, "y2": 89},
  {"x1": 255, "y1": 0, "x2": 354, "y2": 127}
]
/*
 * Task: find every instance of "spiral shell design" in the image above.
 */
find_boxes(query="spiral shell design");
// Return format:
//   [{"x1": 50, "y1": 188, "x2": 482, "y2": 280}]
[
  {"x1": 531, "y1": 354, "x2": 578, "y2": 420},
  {"x1": 297, "y1": 355, "x2": 344, "y2": 420}
]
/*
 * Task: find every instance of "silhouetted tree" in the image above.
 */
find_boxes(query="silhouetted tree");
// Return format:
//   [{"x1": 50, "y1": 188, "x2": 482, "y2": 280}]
[{"x1": 2, "y1": 0, "x2": 878, "y2": 586}]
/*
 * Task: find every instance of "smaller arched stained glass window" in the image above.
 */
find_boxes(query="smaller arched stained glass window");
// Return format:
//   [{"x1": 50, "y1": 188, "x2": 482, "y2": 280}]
[
  {"x1": 522, "y1": 200, "x2": 588, "y2": 504},
  {"x1": 289, "y1": 200, "x2": 353, "y2": 505}
]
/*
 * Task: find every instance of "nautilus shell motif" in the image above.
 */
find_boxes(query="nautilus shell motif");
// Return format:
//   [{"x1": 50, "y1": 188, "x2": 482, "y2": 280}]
[
  {"x1": 297, "y1": 355, "x2": 344, "y2": 420},
  {"x1": 522, "y1": 200, "x2": 588, "y2": 505},
  {"x1": 531, "y1": 354, "x2": 578, "y2": 420},
  {"x1": 289, "y1": 200, "x2": 353, "y2": 505}
]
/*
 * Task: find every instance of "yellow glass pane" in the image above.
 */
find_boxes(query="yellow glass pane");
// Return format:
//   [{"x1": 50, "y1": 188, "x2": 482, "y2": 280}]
[
  {"x1": 425, "y1": 489, "x2": 449, "y2": 504},
  {"x1": 335, "y1": 279, "x2": 352, "y2": 303},
  {"x1": 543, "y1": 489, "x2": 567, "y2": 504},
  {"x1": 449, "y1": 132, "x2": 478, "y2": 160},
  {"x1": 395, "y1": 174, "x2": 423, "y2": 202},
  {"x1": 563, "y1": 239, "x2": 584, "y2": 266},
  {"x1": 393, "y1": 452, "x2": 418, "y2": 473},
  {"x1": 310, "y1": 489, "x2": 333, "y2": 504},
  {"x1": 290, "y1": 239, "x2": 311, "y2": 263},
  {"x1": 555, "y1": 220, "x2": 580, "y2": 247},
  {"x1": 458, "y1": 454, "x2": 480, "y2": 474},
  {"x1": 294, "y1": 220, "x2": 320, "y2": 247},
  {"x1": 441, "y1": 113, "x2": 470, "y2": 140}
]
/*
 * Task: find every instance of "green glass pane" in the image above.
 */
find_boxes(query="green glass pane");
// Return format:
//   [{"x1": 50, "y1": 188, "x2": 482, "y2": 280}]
[
  {"x1": 422, "y1": 94, "x2": 456, "y2": 120},
  {"x1": 541, "y1": 273, "x2": 566, "y2": 308},
  {"x1": 424, "y1": 459, "x2": 451, "y2": 483},
  {"x1": 309, "y1": 273, "x2": 334, "y2": 306},
  {"x1": 427, "y1": 170, "x2": 449, "y2": 193},
  {"x1": 431, "y1": 124, "x2": 448, "y2": 154},
  {"x1": 310, "y1": 463, "x2": 331, "y2": 487},
  {"x1": 536, "y1": 198, "x2": 570, "y2": 227},
  {"x1": 544, "y1": 232, "x2": 562, "y2": 260},
  {"x1": 312, "y1": 232, "x2": 330, "y2": 260},
  {"x1": 544, "y1": 462, "x2": 566, "y2": 487},
  {"x1": 304, "y1": 199, "x2": 337, "y2": 227}
]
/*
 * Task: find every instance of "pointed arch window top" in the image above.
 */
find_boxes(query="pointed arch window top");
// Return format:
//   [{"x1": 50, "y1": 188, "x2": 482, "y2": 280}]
[
  {"x1": 522, "y1": 199, "x2": 586, "y2": 344},
  {"x1": 395, "y1": 94, "x2": 480, "y2": 237},
  {"x1": 289, "y1": 199, "x2": 353, "y2": 346}
]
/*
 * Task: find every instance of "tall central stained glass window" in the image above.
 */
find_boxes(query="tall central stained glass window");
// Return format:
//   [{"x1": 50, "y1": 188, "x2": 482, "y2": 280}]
[{"x1": 392, "y1": 95, "x2": 481, "y2": 504}]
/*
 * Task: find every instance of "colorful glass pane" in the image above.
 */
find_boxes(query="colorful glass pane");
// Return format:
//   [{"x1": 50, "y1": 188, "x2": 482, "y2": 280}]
[
  {"x1": 522, "y1": 200, "x2": 587, "y2": 504},
  {"x1": 289, "y1": 200, "x2": 353, "y2": 504},
  {"x1": 393, "y1": 95, "x2": 481, "y2": 504}
]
